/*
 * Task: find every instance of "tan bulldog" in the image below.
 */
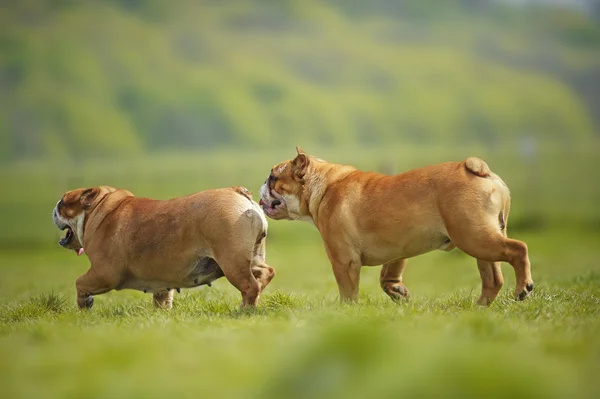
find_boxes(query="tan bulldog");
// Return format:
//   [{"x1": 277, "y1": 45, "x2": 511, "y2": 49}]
[
  {"x1": 52, "y1": 186, "x2": 274, "y2": 309},
  {"x1": 260, "y1": 148, "x2": 533, "y2": 306}
]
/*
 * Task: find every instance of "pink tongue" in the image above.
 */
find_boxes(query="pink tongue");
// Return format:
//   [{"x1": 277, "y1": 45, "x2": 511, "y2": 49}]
[{"x1": 77, "y1": 248, "x2": 84, "y2": 256}]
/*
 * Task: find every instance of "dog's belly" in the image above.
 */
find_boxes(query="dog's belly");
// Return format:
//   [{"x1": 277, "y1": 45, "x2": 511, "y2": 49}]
[
  {"x1": 360, "y1": 232, "x2": 450, "y2": 266},
  {"x1": 184, "y1": 257, "x2": 225, "y2": 286},
  {"x1": 117, "y1": 257, "x2": 224, "y2": 293}
]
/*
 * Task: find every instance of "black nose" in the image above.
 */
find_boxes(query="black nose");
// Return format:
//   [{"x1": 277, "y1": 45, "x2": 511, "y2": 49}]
[{"x1": 272, "y1": 200, "x2": 281, "y2": 207}]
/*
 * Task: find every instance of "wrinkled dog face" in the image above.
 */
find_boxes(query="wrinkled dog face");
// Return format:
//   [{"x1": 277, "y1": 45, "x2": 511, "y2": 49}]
[
  {"x1": 52, "y1": 187, "x2": 102, "y2": 254},
  {"x1": 260, "y1": 148, "x2": 310, "y2": 221}
]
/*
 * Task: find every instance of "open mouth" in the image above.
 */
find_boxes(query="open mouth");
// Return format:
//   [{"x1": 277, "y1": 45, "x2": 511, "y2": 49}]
[{"x1": 59, "y1": 226, "x2": 74, "y2": 247}]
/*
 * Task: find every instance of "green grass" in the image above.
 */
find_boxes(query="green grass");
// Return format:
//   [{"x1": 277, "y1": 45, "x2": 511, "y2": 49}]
[
  {"x1": 1, "y1": 229, "x2": 599, "y2": 398},
  {"x1": 1, "y1": 147, "x2": 599, "y2": 398}
]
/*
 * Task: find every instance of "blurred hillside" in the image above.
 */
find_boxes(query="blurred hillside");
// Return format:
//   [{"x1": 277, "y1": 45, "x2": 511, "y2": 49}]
[{"x1": 1, "y1": 0, "x2": 600, "y2": 160}]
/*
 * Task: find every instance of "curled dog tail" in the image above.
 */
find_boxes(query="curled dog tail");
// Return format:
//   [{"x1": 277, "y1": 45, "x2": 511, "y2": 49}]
[{"x1": 464, "y1": 157, "x2": 491, "y2": 178}]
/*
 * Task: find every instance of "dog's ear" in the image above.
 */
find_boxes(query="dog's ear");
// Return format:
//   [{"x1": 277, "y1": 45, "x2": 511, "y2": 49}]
[
  {"x1": 80, "y1": 188, "x2": 100, "y2": 210},
  {"x1": 292, "y1": 149, "x2": 309, "y2": 181}
]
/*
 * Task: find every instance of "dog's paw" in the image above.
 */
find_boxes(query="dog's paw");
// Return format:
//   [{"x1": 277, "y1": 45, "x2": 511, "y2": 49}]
[
  {"x1": 383, "y1": 283, "x2": 410, "y2": 302},
  {"x1": 515, "y1": 282, "x2": 534, "y2": 301}
]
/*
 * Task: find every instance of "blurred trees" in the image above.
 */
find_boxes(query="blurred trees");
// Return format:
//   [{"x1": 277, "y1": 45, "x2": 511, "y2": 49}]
[{"x1": 0, "y1": 0, "x2": 598, "y2": 160}]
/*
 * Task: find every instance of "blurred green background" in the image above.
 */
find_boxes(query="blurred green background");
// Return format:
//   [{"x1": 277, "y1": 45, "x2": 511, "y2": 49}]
[
  {"x1": 2, "y1": 0, "x2": 600, "y2": 160},
  {"x1": 1, "y1": 1, "x2": 599, "y2": 398}
]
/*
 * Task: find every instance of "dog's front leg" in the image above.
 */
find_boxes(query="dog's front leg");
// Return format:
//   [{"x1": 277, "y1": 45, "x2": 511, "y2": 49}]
[
  {"x1": 331, "y1": 260, "x2": 361, "y2": 303},
  {"x1": 326, "y1": 245, "x2": 362, "y2": 303},
  {"x1": 75, "y1": 267, "x2": 116, "y2": 309}
]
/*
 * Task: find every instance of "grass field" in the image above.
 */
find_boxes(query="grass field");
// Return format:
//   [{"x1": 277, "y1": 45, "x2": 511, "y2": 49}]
[{"x1": 1, "y1": 146, "x2": 599, "y2": 398}]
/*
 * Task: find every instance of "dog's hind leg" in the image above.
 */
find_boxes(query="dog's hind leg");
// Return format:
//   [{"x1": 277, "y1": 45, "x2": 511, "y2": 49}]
[
  {"x1": 448, "y1": 223, "x2": 533, "y2": 302},
  {"x1": 442, "y1": 175, "x2": 533, "y2": 303},
  {"x1": 215, "y1": 252, "x2": 261, "y2": 307},
  {"x1": 380, "y1": 259, "x2": 409, "y2": 302},
  {"x1": 476, "y1": 259, "x2": 504, "y2": 306},
  {"x1": 251, "y1": 236, "x2": 275, "y2": 293},
  {"x1": 153, "y1": 289, "x2": 175, "y2": 310},
  {"x1": 474, "y1": 205, "x2": 508, "y2": 306},
  {"x1": 251, "y1": 262, "x2": 275, "y2": 292}
]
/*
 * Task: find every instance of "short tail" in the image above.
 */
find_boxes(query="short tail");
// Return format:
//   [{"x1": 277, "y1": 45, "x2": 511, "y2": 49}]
[
  {"x1": 464, "y1": 157, "x2": 490, "y2": 178},
  {"x1": 232, "y1": 186, "x2": 253, "y2": 202}
]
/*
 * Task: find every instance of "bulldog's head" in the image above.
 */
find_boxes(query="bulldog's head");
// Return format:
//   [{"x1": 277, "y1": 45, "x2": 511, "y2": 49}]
[
  {"x1": 52, "y1": 186, "x2": 116, "y2": 255},
  {"x1": 260, "y1": 147, "x2": 312, "y2": 221}
]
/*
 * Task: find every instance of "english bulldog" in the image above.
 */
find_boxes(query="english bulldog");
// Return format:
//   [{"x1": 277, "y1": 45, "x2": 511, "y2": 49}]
[
  {"x1": 53, "y1": 186, "x2": 274, "y2": 309},
  {"x1": 260, "y1": 148, "x2": 533, "y2": 306}
]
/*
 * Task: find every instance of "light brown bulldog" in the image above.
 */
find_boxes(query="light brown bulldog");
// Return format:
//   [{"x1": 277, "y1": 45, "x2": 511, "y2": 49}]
[
  {"x1": 52, "y1": 186, "x2": 274, "y2": 309},
  {"x1": 260, "y1": 148, "x2": 533, "y2": 306}
]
